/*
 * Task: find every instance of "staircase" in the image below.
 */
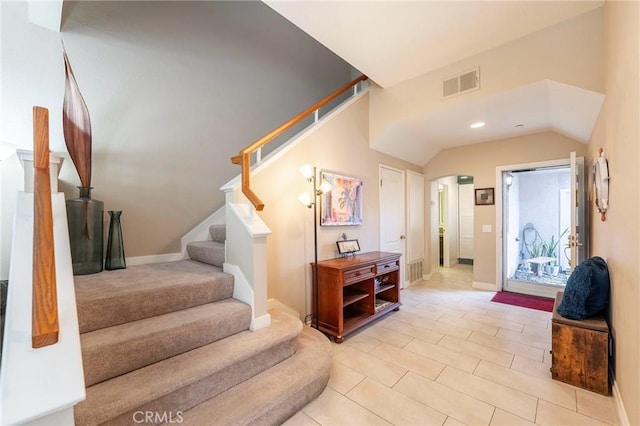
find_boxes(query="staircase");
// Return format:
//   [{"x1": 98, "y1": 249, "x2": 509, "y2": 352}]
[{"x1": 73, "y1": 225, "x2": 330, "y2": 425}]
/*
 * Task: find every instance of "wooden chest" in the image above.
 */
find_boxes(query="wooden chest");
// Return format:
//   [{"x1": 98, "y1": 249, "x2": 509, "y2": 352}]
[{"x1": 551, "y1": 292, "x2": 610, "y2": 395}]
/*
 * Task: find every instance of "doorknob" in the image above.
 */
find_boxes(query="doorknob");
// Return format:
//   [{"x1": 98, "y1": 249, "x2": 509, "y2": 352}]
[{"x1": 400, "y1": 235, "x2": 406, "y2": 240}]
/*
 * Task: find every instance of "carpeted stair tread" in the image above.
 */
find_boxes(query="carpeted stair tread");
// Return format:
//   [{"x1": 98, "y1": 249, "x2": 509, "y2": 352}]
[
  {"x1": 209, "y1": 224, "x2": 226, "y2": 243},
  {"x1": 186, "y1": 241, "x2": 225, "y2": 268},
  {"x1": 74, "y1": 310, "x2": 302, "y2": 426},
  {"x1": 177, "y1": 325, "x2": 331, "y2": 426},
  {"x1": 75, "y1": 260, "x2": 233, "y2": 333},
  {"x1": 82, "y1": 299, "x2": 251, "y2": 387}
]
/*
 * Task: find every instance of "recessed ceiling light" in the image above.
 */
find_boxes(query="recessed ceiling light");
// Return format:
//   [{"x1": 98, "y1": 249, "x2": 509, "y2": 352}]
[
  {"x1": 515, "y1": 124, "x2": 524, "y2": 128},
  {"x1": 470, "y1": 122, "x2": 485, "y2": 129}
]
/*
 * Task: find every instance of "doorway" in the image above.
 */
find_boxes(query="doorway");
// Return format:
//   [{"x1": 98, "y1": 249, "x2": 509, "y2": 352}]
[
  {"x1": 500, "y1": 155, "x2": 587, "y2": 298},
  {"x1": 433, "y1": 175, "x2": 474, "y2": 272}
]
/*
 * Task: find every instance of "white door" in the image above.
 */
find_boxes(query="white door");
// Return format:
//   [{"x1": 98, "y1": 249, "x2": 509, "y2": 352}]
[
  {"x1": 380, "y1": 165, "x2": 406, "y2": 287},
  {"x1": 569, "y1": 152, "x2": 588, "y2": 269},
  {"x1": 458, "y1": 184, "x2": 474, "y2": 260}
]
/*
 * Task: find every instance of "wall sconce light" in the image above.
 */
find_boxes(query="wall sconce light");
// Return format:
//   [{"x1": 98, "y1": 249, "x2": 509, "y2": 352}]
[
  {"x1": 505, "y1": 172, "x2": 514, "y2": 187},
  {"x1": 298, "y1": 164, "x2": 330, "y2": 330}
]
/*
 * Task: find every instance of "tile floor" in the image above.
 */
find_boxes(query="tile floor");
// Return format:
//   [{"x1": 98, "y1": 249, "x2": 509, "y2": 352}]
[{"x1": 285, "y1": 264, "x2": 618, "y2": 426}]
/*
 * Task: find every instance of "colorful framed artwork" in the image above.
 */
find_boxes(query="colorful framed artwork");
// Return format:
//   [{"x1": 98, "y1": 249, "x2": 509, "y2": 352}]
[{"x1": 320, "y1": 171, "x2": 363, "y2": 226}]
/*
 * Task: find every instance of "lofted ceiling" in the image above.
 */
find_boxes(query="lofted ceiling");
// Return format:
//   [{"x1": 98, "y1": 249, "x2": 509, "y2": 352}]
[{"x1": 264, "y1": 1, "x2": 606, "y2": 166}]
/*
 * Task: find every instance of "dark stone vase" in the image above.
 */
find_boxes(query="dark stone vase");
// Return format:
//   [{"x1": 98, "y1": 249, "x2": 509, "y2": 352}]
[
  {"x1": 105, "y1": 210, "x2": 126, "y2": 270},
  {"x1": 66, "y1": 186, "x2": 103, "y2": 275}
]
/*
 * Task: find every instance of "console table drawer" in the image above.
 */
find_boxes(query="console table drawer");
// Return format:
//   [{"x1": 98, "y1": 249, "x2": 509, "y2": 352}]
[
  {"x1": 344, "y1": 266, "x2": 375, "y2": 284},
  {"x1": 376, "y1": 260, "x2": 399, "y2": 274}
]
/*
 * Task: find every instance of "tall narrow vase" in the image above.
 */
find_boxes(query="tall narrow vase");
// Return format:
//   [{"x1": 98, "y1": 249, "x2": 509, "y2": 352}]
[
  {"x1": 66, "y1": 186, "x2": 103, "y2": 275},
  {"x1": 105, "y1": 210, "x2": 126, "y2": 270}
]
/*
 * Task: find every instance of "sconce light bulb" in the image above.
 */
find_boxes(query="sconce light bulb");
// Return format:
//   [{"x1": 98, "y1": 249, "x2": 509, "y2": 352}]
[
  {"x1": 299, "y1": 164, "x2": 314, "y2": 180},
  {"x1": 298, "y1": 191, "x2": 312, "y2": 208},
  {"x1": 319, "y1": 180, "x2": 332, "y2": 194}
]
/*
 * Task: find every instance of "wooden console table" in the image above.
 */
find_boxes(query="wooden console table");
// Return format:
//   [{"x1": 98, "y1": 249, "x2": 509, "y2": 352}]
[{"x1": 311, "y1": 251, "x2": 401, "y2": 343}]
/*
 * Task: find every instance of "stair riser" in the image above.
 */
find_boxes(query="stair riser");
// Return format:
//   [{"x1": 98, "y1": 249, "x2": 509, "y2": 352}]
[
  {"x1": 78, "y1": 276, "x2": 234, "y2": 333},
  {"x1": 249, "y1": 373, "x2": 329, "y2": 426},
  {"x1": 179, "y1": 327, "x2": 332, "y2": 426},
  {"x1": 97, "y1": 338, "x2": 298, "y2": 426},
  {"x1": 209, "y1": 225, "x2": 226, "y2": 243},
  {"x1": 186, "y1": 243, "x2": 225, "y2": 268},
  {"x1": 82, "y1": 302, "x2": 251, "y2": 386}
]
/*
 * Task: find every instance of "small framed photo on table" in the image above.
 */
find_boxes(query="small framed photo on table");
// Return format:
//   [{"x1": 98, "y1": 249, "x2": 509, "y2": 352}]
[
  {"x1": 475, "y1": 188, "x2": 495, "y2": 205},
  {"x1": 336, "y1": 239, "x2": 361, "y2": 256}
]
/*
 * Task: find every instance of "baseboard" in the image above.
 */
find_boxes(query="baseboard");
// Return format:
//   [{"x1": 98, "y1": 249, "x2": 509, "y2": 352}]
[
  {"x1": 126, "y1": 252, "x2": 185, "y2": 266},
  {"x1": 612, "y1": 377, "x2": 630, "y2": 426},
  {"x1": 422, "y1": 273, "x2": 432, "y2": 281},
  {"x1": 267, "y1": 298, "x2": 301, "y2": 319},
  {"x1": 472, "y1": 281, "x2": 499, "y2": 291}
]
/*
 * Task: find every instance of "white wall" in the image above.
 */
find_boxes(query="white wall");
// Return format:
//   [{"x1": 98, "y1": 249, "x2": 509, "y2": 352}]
[
  {"x1": 370, "y1": 8, "x2": 604, "y2": 151},
  {"x1": 250, "y1": 94, "x2": 422, "y2": 318},
  {"x1": 424, "y1": 132, "x2": 586, "y2": 285},
  {"x1": 0, "y1": 1, "x2": 353, "y2": 279}
]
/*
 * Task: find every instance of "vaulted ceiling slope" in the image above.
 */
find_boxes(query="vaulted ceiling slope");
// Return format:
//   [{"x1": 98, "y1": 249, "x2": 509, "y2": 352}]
[
  {"x1": 263, "y1": 1, "x2": 603, "y2": 89},
  {"x1": 264, "y1": 1, "x2": 606, "y2": 166}
]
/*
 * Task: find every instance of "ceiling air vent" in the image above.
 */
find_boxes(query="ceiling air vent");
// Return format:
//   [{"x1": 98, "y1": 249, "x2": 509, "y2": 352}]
[{"x1": 442, "y1": 67, "x2": 480, "y2": 98}]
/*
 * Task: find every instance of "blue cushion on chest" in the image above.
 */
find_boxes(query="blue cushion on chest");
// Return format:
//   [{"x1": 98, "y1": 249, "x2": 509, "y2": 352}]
[{"x1": 557, "y1": 256, "x2": 610, "y2": 320}]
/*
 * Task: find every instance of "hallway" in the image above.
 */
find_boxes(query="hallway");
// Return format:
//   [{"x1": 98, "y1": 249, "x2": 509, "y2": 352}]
[{"x1": 286, "y1": 264, "x2": 617, "y2": 425}]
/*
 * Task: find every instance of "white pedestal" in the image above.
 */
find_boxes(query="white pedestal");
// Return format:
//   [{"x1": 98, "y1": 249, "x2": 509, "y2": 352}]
[{"x1": 16, "y1": 149, "x2": 65, "y2": 193}]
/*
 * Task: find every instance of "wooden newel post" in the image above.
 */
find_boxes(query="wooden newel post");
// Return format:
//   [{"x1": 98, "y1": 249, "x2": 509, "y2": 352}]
[{"x1": 32, "y1": 106, "x2": 59, "y2": 348}]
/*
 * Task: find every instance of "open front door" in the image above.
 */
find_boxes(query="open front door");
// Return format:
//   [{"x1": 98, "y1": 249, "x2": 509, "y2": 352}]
[
  {"x1": 501, "y1": 153, "x2": 587, "y2": 298},
  {"x1": 568, "y1": 152, "x2": 588, "y2": 271}
]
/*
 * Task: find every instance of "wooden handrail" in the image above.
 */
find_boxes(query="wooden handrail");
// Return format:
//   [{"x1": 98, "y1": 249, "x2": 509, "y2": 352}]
[
  {"x1": 32, "y1": 106, "x2": 59, "y2": 349},
  {"x1": 231, "y1": 75, "x2": 369, "y2": 211}
]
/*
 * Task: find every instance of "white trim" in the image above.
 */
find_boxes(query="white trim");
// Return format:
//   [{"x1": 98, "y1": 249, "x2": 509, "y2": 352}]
[
  {"x1": 126, "y1": 252, "x2": 185, "y2": 266},
  {"x1": 221, "y1": 88, "x2": 370, "y2": 193},
  {"x1": 24, "y1": 407, "x2": 74, "y2": 426},
  {"x1": 228, "y1": 203, "x2": 271, "y2": 238},
  {"x1": 472, "y1": 281, "x2": 499, "y2": 291},
  {"x1": 223, "y1": 262, "x2": 271, "y2": 331},
  {"x1": 423, "y1": 273, "x2": 433, "y2": 281},
  {"x1": 250, "y1": 314, "x2": 271, "y2": 332},
  {"x1": 1, "y1": 193, "x2": 85, "y2": 425},
  {"x1": 612, "y1": 378, "x2": 630, "y2": 426},
  {"x1": 495, "y1": 158, "x2": 571, "y2": 294}
]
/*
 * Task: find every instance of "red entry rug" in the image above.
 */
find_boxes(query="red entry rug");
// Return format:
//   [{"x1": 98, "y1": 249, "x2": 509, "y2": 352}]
[{"x1": 490, "y1": 291, "x2": 554, "y2": 312}]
